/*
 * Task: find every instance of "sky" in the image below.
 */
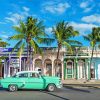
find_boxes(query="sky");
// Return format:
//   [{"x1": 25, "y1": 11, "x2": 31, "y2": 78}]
[{"x1": 0, "y1": 0, "x2": 100, "y2": 47}]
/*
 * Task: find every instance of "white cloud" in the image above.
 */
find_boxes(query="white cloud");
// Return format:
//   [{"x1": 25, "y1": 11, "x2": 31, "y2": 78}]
[
  {"x1": 83, "y1": 7, "x2": 93, "y2": 12},
  {"x1": 5, "y1": 13, "x2": 23, "y2": 25},
  {"x1": 42, "y1": 1, "x2": 70, "y2": 14},
  {"x1": 45, "y1": 27, "x2": 52, "y2": 33},
  {"x1": 1, "y1": 35, "x2": 9, "y2": 39},
  {"x1": 81, "y1": 14, "x2": 100, "y2": 24},
  {"x1": 70, "y1": 22, "x2": 98, "y2": 35},
  {"x1": 5, "y1": 6, "x2": 30, "y2": 25},
  {"x1": 80, "y1": 1, "x2": 94, "y2": 13},
  {"x1": 23, "y1": 6, "x2": 30, "y2": 12},
  {"x1": 80, "y1": 1, "x2": 88, "y2": 8}
]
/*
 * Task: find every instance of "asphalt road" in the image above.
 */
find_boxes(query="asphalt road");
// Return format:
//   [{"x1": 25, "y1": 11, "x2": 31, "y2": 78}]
[{"x1": 0, "y1": 86, "x2": 100, "y2": 100}]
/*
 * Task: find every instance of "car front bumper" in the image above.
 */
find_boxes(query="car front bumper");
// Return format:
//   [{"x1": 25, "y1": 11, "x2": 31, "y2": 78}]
[{"x1": 56, "y1": 83, "x2": 63, "y2": 88}]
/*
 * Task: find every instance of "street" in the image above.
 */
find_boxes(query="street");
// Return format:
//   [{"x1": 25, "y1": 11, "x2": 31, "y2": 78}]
[{"x1": 0, "y1": 86, "x2": 100, "y2": 100}]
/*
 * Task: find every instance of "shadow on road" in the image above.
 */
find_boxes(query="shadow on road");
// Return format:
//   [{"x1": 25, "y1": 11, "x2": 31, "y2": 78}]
[
  {"x1": 64, "y1": 86, "x2": 90, "y2": 93},
  {"x1": 0, "y1": 87, "x2": 6, "y2": 92},
  {"x1": 41, "y1": 91, "x2": 69, "y2": 100}
]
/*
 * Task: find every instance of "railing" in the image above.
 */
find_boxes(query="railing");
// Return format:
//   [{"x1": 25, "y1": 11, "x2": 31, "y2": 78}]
[{"x1": 1, "y1": 47, "x2": 100, "y2": 57}]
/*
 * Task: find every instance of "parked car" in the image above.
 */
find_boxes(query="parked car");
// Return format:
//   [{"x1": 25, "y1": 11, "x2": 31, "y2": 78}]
[{"x1": 0, "y1": 71, "x2": 62, "y2": 92}]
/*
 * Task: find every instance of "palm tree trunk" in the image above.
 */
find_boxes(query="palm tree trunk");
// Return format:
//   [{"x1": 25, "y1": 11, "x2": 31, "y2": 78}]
[
  {"x1": 29, "y1": 45, "x2": 32, "y2": 70},
  {"x1": 57, "y1": 45, "x2": 60, "y2": 60},
  {"x1": 89, "y1": 45, "x2": 95, "y2": 80},
  {"x1": 56, "y1": 43, "x2": 61, "y2": 76},
  {"x1": 31, "y1": 50, "x2": 34, "y2": 70},
  {"x1": 26, "y1": 42, "x2": 30, "y2": 70}
]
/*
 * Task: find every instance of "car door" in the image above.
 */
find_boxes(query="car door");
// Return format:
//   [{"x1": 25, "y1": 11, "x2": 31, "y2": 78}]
[
  {"x1": 16, "y1": 73, "x2": 29, "y2": 89},
  {"x1": 27, "y1": 72, "x2": 44, "y2": 89}
]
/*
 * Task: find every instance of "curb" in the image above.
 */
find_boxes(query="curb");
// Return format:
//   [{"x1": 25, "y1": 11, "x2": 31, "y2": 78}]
[{"x1": 63, "y1": 84, "x2": 100, "y2": 89}]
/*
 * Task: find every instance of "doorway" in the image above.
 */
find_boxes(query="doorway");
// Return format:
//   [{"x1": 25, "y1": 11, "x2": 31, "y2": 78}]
[
  {"x1": 90, "y1": 63, "x2": 95, "y2": 79},
  {"x1": 78, "y1": 61, "x2": 85, "y2": 79},
  {"x1": 66, "y1": 61, "x2": 73, "y2": 79}
]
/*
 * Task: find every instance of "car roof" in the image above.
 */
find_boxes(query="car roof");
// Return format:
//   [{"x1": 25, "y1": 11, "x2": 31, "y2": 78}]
[{"x1": 16, "y1": 71, "x2": 39, "y2": 75}]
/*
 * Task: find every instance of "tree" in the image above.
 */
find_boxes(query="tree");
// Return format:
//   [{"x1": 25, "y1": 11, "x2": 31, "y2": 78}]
[
  {"x1": 0, "y1": 38, "x2": 9, "y2": 47},
  {"x1": 84, "y1": 27, "x2": 100, "y2": 65},
  {"x1": 83, "y1": 27, "x2": 100, "y2": 79},
  {"x1": 52, "y1": 21, "x2": 82, "y2": 76},
  {"x1": 9, "y1": 16, "x2": 54, "y2": 69},
  {"x1": 0, "y1": 38, "x2": 9, "y2": 63}
]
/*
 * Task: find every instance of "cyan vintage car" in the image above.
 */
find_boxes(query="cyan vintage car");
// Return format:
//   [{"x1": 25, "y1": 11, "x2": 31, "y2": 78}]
[{"x1": 0, "y1": 71, "x2": 62, "y2": 92}]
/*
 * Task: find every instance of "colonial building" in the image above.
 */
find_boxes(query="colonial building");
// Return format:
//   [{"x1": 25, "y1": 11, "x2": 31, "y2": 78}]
[{"x1": 0, "y1": 47, "x2": 100, "y2": 80}]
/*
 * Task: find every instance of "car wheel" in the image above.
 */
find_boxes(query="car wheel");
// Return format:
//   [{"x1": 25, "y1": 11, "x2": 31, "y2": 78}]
[
  {"x1": 47, "y1": 84, "x2": 56, "y2": 92},
  {"x1": 8, "y1": 84, "x2": 18, "y2": 92}
]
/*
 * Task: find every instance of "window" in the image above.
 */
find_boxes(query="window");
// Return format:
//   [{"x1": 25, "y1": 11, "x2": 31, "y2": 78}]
[
  {"x1": 19, "y1": 73, "x2": 28, "y2": 78},
  {"x1": 30, "y1": 73, "x2": 39, "y2": 78}
]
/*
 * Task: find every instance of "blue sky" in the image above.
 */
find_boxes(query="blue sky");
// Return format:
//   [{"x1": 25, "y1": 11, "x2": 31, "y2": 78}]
[{"x1": 0, "y1": 0, "x2": 100, "y2": 47}]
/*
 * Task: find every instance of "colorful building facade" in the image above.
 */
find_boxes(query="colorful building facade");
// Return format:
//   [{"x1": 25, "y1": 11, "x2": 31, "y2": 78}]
[{"x1": 0, "y1": 47, "x2": 100, "y2": 80}]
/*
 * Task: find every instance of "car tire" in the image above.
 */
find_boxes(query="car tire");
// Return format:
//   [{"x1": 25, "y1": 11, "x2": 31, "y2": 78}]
[
  {"x1": 47, "y1": 84, "x2": 56, "y2": 92},
  {"x1": 8, "y1": 84, "x2": 18, "y2": 92}
]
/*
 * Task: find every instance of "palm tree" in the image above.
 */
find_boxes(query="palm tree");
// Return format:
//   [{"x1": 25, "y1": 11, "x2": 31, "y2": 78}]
[
  {"x1": 9, "y1": 16, "x2": 54, "y2": 69},
  {"x1": 0, "y1": 38, "x2": 9, "y2": 63},
  {"x1": 0, "y1": 38, "x2": 9, "y2": 47},
  {"x1": 52, "y1": 21, "x2": 82, "y2": 76},
  {"x1": 83, "y1": 27, "x2": 100, "y2": 79}
]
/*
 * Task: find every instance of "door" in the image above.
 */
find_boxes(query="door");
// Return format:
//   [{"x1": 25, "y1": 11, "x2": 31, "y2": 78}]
[
  {"x1": 90, "y1": 63, "x2": 95, "y2": 79},
  {"x1": 78, "y1": 62, "x2": 85, "y2": 79},
  {"x1": 17, "y1": 73, "x2": 29, "y2": 88},
  {"x1": 27, "y1": 72, "x2": 44, "y2": 89},
  {"x1": 66, "y1": 62, "x2": 73, "y2": 79},
  {"x1": 98, "y1": 64, "x2": 100, "y2": 79}
]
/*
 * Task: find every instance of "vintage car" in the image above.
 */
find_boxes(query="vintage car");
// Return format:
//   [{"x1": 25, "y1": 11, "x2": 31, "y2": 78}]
[{"x1": 0, "y1": 71, "x2": 62, "y2": 92}]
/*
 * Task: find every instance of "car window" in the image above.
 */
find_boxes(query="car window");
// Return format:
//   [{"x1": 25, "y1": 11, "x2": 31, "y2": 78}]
[
  {"x1": 12, "y1": 74, "x2": 17, "y2": 78},
  {"x1": 30, "y1": 73, "x2": 39, "y2": 78},
  {"x1": 19, "y1": 73, "x2": 28, "y2": 78}
]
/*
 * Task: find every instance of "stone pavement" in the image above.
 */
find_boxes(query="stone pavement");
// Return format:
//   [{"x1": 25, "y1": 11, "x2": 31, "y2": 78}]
[{"x1": 62, "y1": 79, "x2": 100, "y2": 88}]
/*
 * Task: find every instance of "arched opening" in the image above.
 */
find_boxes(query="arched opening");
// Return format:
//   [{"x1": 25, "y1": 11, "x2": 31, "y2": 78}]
[
  {"x1": 44, "y1": 59, "x2": 52, "y2": 76},
  {"x1": 34, "y1": 59, "x2": 43, "y2": 73},
  {"x1": 54, "y1": 59, "x2": 62, "y2": 78},
  {"x1": 66, "y1": 60, "x2": 73, "y2": 79},
  {"x1": 9, "y1": 58, "x2": 20, "y2": 76}
]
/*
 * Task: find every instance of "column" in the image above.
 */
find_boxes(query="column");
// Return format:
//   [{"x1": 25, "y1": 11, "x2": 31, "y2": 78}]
[
  {"x1": 44, "y1": 62, "x2": 46, "y2": 75},
  {"x1": 74, "y1": 59, "x2": 76, "y2": 79},
  {"x1": 88, "y1": 59, "x2": 91, "y2": 80},
  {"x1": 4, "y1": 59, "x2": 6, "y2": 78},
  {"x1": 64, "y1": 60, "x2": 66, "y2": 80},
  {"x1": 85, "y1": 59, "x2": 88, "y2": 80},
  {"x1": 32, "y1": 60, "x2": 35, "y2": 71},
  {"x1": 52, "y1": 61, "x2": 54, "y2": 76},
  {"x1": 8, "y1": 57, "x2": 11, "y2": 77},
  {"x1": 75, "y1": 59, "x2": 78, "y2": 79},
  {"x1": 61, "y1": 61, "x2": 64, "y2": 80},
  {"x1": 8, "y1": 63, "x2": 10, "y2": 77},
  {"x1": 42, "y1": 60, "x2": 44, "y2": 74},
  {"x1": 23, "y1": 58, "x2": 26, "y2": 71}
]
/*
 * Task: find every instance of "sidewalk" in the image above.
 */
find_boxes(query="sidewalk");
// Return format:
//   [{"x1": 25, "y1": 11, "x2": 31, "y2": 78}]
[{"x1": 62, "y1": 79, "x2": 100, "y2": 88}]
